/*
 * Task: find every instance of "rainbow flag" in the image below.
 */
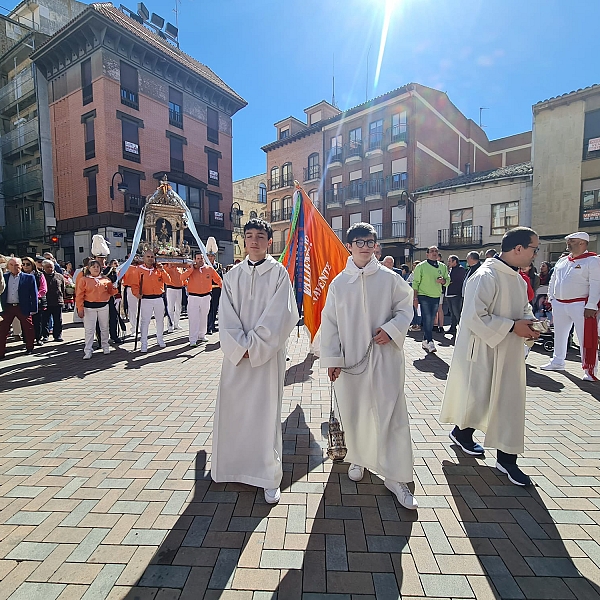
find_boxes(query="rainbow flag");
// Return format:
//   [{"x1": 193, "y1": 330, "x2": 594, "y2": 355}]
[{"x1": 279, "y1": 185, "x2": 349, "y2": 341}]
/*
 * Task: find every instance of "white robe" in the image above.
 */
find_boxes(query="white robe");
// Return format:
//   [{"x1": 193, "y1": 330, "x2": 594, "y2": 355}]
[
  {"x1": 320, "y1": 256, "x2": 414, "y2": 483},
  {"x1": 440, "y1": 258, "x2": 534, "y2": 454},
  {"x1": 211, "y1": 255, "x2": 299, "y2": 489}
]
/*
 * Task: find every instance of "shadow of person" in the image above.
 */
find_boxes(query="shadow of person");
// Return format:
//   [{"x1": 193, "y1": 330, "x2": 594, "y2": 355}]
[
  {"x1": 284, "y1": 352, "x2": 318, "y2": 385},
  {"x1": 441, "y1": 454, "x2": 600, "y2": 599},
  {"x1": 412, "y1": 354, "x2": 450, "y2": 380},
  {"x1": 526, "y1": 365, "x2": 566, "y2": 393}
]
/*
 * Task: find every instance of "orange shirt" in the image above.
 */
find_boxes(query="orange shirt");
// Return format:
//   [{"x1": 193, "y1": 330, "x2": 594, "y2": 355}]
[
  {"x1": 121, "y1": 265, "x2": 139, "y2": 296},
  {"x1": 137, "y1": 265, "x2": 172, "y2": 296},
  {"x1": 76, "y1": 275, "x2": 117, "y2": 311},
  {"x1": 182, "y1": 265, "x2": 222, "y2": 295},
  {"x1": 165, "y1": 265, "x2": 187, "y2": 287}
]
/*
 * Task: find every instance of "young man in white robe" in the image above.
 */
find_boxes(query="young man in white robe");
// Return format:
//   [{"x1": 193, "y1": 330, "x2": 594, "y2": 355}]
[
  {"x1": 211, "y1": 218, "x2": 299, "y2": 504},
  {"x1": 321, "y1": 222, "x2": 417, "y2": 510},
  {"x1": 440, "y1": 227, "x2": 541, "y2": 486}
]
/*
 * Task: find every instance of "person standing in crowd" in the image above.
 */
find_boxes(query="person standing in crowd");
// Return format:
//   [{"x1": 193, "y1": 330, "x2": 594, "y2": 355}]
[
  {"x1": 322, "y1": 223, "x2": 417, "y2": 510},
  {"x1": 43, "y1": 252, "x2": 63, "y2": 274},
  {"x1": 400, "y1": 264, "x2": 410, "y2": 280},
  {"x1": 137, "y1": 251, "x2": 172, "y2": 353},
  {"x1": 0, "y1": 257, "x2": 37, "y2": 358},
  {"x1": 407, "y1": 260, "x2": 421, "y2": 331},
  {"x1": 101, "y1": 258, "x2": 123, "y2": 344},
  {"x1": 382, "y1": 255, "x2": 403, "y2": 276},
  {"x1": 21, "y1": 257, "x2": 47, "y2": 346},
  {"x1": 182, "y1": 253, "x2": 222, "y2": 346},
  {"x1": 73, "y1": 258, "x2": 90, "y2": 325},
  {"x1": 62, "y1": 269, "x2": 76, "y2": 312},
  {"x1": 445, "y1": 255, "x2": 466, "y2": 335},
  {"x1": 542, "y1": 232, "x2": 600, "y2": 380},
  {"x1": 121, "y1": 256, "x2": 140, "y2": 335},
  {"x1": 533, "y1": 261, "x2": 553, "y2": 318},
  {"x1": 464, "y1": 251, "x2": 482, "y2": 287},
  {"x1": 64, "y1": 261, "x2": 74, "y2": 277},
  {"x1": 211, "y1": 219, "x2": 299, "y2": 505},
  {"x1": 207, "y1": 252, "x2": 224, "y2": 334},
  {"x1": 42, "y1": 259, "x2": 65, "y2": 343},
  {"x1": 411, "y1": 246, "x2": 450, "y2": 352},
  {"x1": 440, "y1": 227, "x2": 541, "y2": 486},
  {"x1": 522, "y1": 263, "x2": 539, "y2": 298},
  {"x1": 165, "y1": 262, "x2": 186, "y2": 333},
  {"x1": 485, "y1": 249, "x2": 497, "y2": 259},
  {"x1": 76, "y1": 259, "x2": 118, "y2": 359}
]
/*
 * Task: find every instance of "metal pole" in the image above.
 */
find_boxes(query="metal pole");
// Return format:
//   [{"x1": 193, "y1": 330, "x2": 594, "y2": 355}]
[{"x1": 134, "y1": 274, "x2": 143, "y2": 351}]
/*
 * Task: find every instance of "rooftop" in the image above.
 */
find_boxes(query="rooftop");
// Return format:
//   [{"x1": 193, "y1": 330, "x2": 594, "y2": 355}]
[{"x1": 534, "y1": 83, "x2": 600, "y2": 111}]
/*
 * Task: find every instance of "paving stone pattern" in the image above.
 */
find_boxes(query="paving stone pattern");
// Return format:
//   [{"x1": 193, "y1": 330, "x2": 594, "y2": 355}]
[{"x1": 1, "y1": 316, "x2": 600, "y2": 599}]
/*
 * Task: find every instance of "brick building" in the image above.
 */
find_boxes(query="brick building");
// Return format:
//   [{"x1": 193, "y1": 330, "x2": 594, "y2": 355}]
[
  {"x1": 31, "y1": 2, "x2": 246, "y2": 266},
  {"x1": 231, "y1": 172, "x2": 268, "y2": 261}
]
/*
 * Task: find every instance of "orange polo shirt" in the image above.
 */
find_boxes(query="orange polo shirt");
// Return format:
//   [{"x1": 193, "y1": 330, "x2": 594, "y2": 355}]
[
  {"x1": 182, "y1": 265, "x2": 222, "y2": 295},
  {"x1": 121, "y1": 265, "x2": 139, "y2": 296},
  {"x1": 165, "y1": 265, "x2": 186, "y2": 288},
  {"x1": 137, "y1": 265, "x2": 172, "y2": 296},
  {"x1": 76, "y1": 275, "x2": 117, "y2": 311}
]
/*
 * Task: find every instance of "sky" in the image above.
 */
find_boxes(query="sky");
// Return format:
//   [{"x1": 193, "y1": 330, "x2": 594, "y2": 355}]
[{"x1": 146, "y1": 0, "x2": 597, "y2": 181}]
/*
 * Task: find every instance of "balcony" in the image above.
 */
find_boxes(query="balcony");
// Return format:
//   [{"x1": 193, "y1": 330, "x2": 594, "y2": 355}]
[
  {"x1": 170, "y1": 157, "x2": 184, "y2": 173},
  {"x1": 324, "y1": 189, "x2": 342, "y2": 207},
  {"x1": 0, "y1": 168, "x2": 42, "y2": 198},
  {"x1": 169, "y1": 108, "x2": 183, "y2": 129},
  {"x1": 1, "y1": 118, "x2": 39, "y2": 159},
  {"x1": 371, "y1": 223, "x2": 383, "y2": 238},
  {"x1": 364, "y1": 178, "x2": 384, "y2": 200},
  {"x1": 85, "y1": 139, "x2": 95, "y2": 160},
  {"x1": 281, "y1": 173, "x2": 294, "y2": 188},
  {"x1": 125, "y1": 194, "x2": 145, "y2": 214},
  {"x1": 381, "y1": 221, "x2": 407, "y2": 240},
  {"x1": 367, "y1": 132, "x2": 383, "y2": 154},
  {"x1": 345, "y1": 182, "x2": 364, "y2": 204},
  {"x1": 269, "y1": 177, "x2": 281, "y2": 191},
  {"x1": 303, "y1": 164, "x2": 321, "y2": 182},
  {"x1": 344, "y1": 141, "x2": 362, "y2": 162},
  {"x1": 328, "y1": 145, "x2": 343, "y2": 166},
  {"x1": 0, "y1": 72, "x2": 35, "y2": 115},
  {"x1": 268, "y1": 206, "x2": 292, "y2": 223},
  {"x1": 123, "y1": 140, "x2": 141, "y2": 163},
  {"x1": 82, "y1": 84, "x2": 93, "y2": 106},
  {"x1": 387, "y1": 125, "x2": 408, "y2": 148},
  {"x1": 438, "y1": 226, "x2": 483, "y2": 248},
  {"x1": 120, "y1": 87, "x2": 139, "y2": 110},
  {"x1": 386, "y1": 173, "x2": 408, "y2": 196},
  {"x1": 209, "y1": 211, "x2": 225, "y2": 227}
]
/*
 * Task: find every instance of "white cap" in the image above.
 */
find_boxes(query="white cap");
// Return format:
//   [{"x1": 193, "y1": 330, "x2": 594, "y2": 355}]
[{"x1": 565, "y1": 232, "x2": 590, "y2": 242}]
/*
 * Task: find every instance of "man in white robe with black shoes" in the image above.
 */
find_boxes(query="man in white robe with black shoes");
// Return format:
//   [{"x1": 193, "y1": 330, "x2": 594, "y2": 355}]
[
  {"x1": 321, "y1": 222, "x2": 417, "y2": 510},
  {"x1": 211, "y1": 218, "x2": 299, "y2": 504},
  {"x1": 440, "y1": 227, "x2": 541, "y2": 486}
]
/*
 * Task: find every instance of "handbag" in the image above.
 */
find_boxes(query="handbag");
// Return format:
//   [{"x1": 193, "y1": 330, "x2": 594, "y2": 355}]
[{"x1": 327, "y1": 382, "x2": 347, "y2": 462}]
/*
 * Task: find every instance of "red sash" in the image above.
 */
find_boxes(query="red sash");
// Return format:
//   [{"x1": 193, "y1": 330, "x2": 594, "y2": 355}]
[{"x1": 568, "y1": 251, "x2": 598, "y2": 262}]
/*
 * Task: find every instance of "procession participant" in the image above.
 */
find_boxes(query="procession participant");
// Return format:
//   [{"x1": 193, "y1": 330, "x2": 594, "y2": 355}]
[
  {"x1": 137, "y1": 250, "x2": 172, "y2": 353},
  {"x1": 207, "y1": 252, "x2": 224, "y2": 334},
  {"x1": 121, "y1": 256, "x2": 140, "y2": 335},
  {"x1": 181, "y1": 253, "x2": 222, "y2": 347},
  {"x1": 101, "y1": 258, "x2": 123, "y2": 344},
  {"x1": 76, "y1": 260, "x2": 118, "y2": 359},
  {"x1": 165, "y1": 262, "x2": 186, "y2": 332},
  {"x1": 211, "y1": 218, "x2": 299, "y2": 504},
  {"x1": 440, "y1": 227, "x2": 540, "y2": 486},
  {"x1": 21, "y1": 257, "x2": 47, "y2": 346},
  {"x1": 321, "y1": 223, "x2": 417, "y2": 510},
  {"x1": 41, "y1": 259, "x2": 65, "y2": 343},
  {"x1": 541, "y1": 232, "x2": 600, "y2": 380}
]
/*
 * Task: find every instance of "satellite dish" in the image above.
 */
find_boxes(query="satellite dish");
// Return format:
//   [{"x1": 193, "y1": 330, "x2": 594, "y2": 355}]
[
  {"x1": 150, "y1": 12, "x2": 165, "y2": 28},
  {"x1": 165, "y1": 22, "x2": 178, "y2": 38},
  {"x1": 137, "y1": 2, "x2": 149, "y2": 21}
]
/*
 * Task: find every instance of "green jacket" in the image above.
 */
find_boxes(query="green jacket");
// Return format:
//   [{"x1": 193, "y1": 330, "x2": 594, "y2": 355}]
[{"x1": 412, "y1": 261, "x2": 450, "y2": 298}]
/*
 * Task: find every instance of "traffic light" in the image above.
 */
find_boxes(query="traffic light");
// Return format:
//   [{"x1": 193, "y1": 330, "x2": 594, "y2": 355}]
[{"x1": 49, "y1": 234, "x2": 59, "y2": 246}]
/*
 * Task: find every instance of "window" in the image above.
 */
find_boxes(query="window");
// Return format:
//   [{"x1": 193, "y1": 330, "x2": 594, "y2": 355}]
[
  {"x1": 450, "y1": 208, "x2": 473, "y2": 239},
  {"x1": 207, "y1": 107, "x2": 219, "y2": 143},
  {"x1": 170, "y1": 136, "x2": 184, "y2": 172},
  {"x1": 188, "y1": 186, "x2": 202, "y2": 223},
  {"x1": 281, "y1": 162, "x2": 292, "y2": 187},
  {"x1": 391, "y1": 111, "x2": 407, "y2": 143},
  {"x1": 270, "y1": 166, "x2": 280, "y2": 190},
  {"x1": 308, "y1": 189, "x2": 318, "y2": 209},
  {"x1": 207, "y1": 150, "x2": 219, "y2": 185},
  {"x1": 169, "y1": 88, "x2": 183, "y2": 129},
  {"x1": 83, "y1": 113, "x2": 95, "y2": 160},
  {"x1": 81, "y1": 59, "x2": 92, "y2": 105},
  {"x1": 369, "y1": 208, "x2": 383, "y2": 238},
  {"x1": 330, "y1": 134, "x2": 342, "y2": 161},
  {"x1": 279, "y1": 127, "x2": 289, "y2": 140},
  {"x1": 331, "y1": 215, "x2": 343, "y2": 239},
  {"x1": 389, "y1": 171, "x2": 407, "y2": 191},
  {"x1": 84, "y1": 168, "x2": 98, "y2": 215},
  {"x1": 348, "y1": 127, "x2": 362, "y2": 158},
  {"x1": 208, "y1": 193, "x2": 223, "y2": 227},
  {"x1": 120, "y1": 62, "x2": 139, "y2": 110},
  {"x1": 19, "y1": 206, "x2": 33, "y2": 222},
  {"x1": 271, "y1": 198, "x2": 281, "y2": 222},
  {"x1": 306, "y1": 153, "x2": 320, "y2": 180},
  {"x1": 491, "y1": 202, "x2": 518, "y2": 235},
  {"x1": 581, "y1": 179, "x2": 600, "y2": 222},
  {"x1": 283, "y1": 195, "x2": 293, "y2": 220},
  {"x1": 349, "y1": 212, "x2": 362, "y2": 225},
  {"x1": 122, "y1": 118, "x2": 140, "y2": 162},
  {"x1": 123, "y1": 171, "x2": 142, "y2": 213},
  {"x1": 258, "y1": 182, "x2": 267, "y2": 203},
  {"x1": 369, "y1": 119, "x2": 383, "y2": 150},
  {"x1": 584, "y1": 110, "x2": 600, "y2": 160}
]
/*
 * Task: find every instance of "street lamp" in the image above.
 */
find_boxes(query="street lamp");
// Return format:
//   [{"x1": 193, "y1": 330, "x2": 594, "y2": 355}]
[
  {"x1": 230, "y1": 201, "x2": 243, "y2": 228},
  {"x1": 110, "y1": 171, "x2": 129, "y2": 201}
]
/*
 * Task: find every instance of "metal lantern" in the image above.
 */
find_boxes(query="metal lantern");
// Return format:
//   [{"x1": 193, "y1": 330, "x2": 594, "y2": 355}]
[{"x1": 327, "y1": 410, "x2": 347, "y2": 462}]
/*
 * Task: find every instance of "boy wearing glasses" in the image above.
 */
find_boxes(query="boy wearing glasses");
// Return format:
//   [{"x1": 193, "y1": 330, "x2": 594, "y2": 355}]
[
  {"x1": 440, "y1": 227, "x2": 540, "y2": 486},
  {"x1": 321, "y1": 223, "x2": 417, "y2": 509}
]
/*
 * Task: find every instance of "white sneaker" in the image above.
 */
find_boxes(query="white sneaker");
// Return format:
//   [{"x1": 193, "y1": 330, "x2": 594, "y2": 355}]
[
  {"x1": 167, "y1": 328, "x2": 174, "y2": 333},
  {"x1": 583, "y1": 372, "x2": 597, "y2": 381},
  {"x1": 264, "y1": 487, "x2": 280, "y2": 504},
  {"x1": 421, "y1": 341, "x2": 429, "y2": 352},
  {"x1": 83, "y1": 352, "x2": 92, "y2": 360},
  {"x1": 428, "y1": 341, "x2": 436, "y2": 353},
  {"x1": 540, "y1": 362, "x2": 565, "y2": 371},
  {"x1": 385, "y1": 480, "x2": 418, "y2": 510},
  {"x1": 348, "y1": 464, "x2": 364, "y2": 482},
  {"x1": 158, "y1": 343, "x2": 166, "y2": 349},
  {"x1": 174, "y1": 325, "x2": 183, "y2": 330},
  {"x1": 199, "y1": 337, "x2": 208, "y2": 343},
  {"x1": 103, "y1": 348, "x2": 111, "y2": 355}
]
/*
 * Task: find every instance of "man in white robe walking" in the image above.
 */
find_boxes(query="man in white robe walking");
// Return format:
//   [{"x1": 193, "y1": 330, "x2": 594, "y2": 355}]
[
  {"x1": 321, "y1": 222, "x2": 417, "y2": 510},
  {"x1": 440, "y1": 227, "x2": 541, "y2": 486},
  {"x1": 211, "y1": 218, "x2": 299, "y2": 504}
]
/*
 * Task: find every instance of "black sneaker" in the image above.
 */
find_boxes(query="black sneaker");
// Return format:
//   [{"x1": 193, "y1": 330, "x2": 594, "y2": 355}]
[
  {"x1": 449, "y1": 426, "x2": 485, "y2": 456},
  {"x1": 496, "y1": 462, "x2": 531, "y2": 486}
]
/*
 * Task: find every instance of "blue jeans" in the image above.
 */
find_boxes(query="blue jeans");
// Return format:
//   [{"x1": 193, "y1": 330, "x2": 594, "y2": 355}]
[{"x1": 418, "y1": 295, "x2": 441, "y2": 342}]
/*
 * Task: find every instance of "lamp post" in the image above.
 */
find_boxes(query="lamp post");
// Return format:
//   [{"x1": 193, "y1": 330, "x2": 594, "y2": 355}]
[
  {"x1": 230, "y1": 201, "x2": 243, "y2": 230},
  {"x1": 110, "y1": 171, "x2": 129, "y2": 209}
]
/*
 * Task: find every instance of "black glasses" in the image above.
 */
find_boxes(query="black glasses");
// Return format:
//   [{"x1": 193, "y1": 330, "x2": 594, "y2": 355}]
[
  {"x1": 527, "y1": 245, "x2": 540, "y2": 255},
  {"x1": 352, "y1": 239, "x2": 376, "y2": 248}
]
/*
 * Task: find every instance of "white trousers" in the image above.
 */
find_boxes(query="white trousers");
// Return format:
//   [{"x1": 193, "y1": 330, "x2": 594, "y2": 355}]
[
  {"x1": 140, "y1": 297, "x2": 165, "y2": 351},
  {"x1": 84, "y1": 306, "x2": 109, "y2": 354},
  {"x1": 552, "y1": 300, "x2": 587, "y2": 369},
  {"x1": 126, "y1": 288, "x2": 139, "y2": 333},
  {"x1": 188, "y1": 294, "x2": 211, "y2": 343},
  {"x1": 166, "y1": 288, "x2": 182, "y2": 330}
]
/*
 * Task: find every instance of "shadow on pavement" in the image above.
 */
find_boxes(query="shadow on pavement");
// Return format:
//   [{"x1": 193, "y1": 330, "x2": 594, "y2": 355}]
[
  {"x1": 412, "y1": 353, "x2": 449, "y2": 380},
  {"x1": 442, "y1": 453, "x2": 600, "y2": 599},
  {"x1": 526, "y1": 365, "x2": 566, "y2": 393},
  {"x1": 284, "y1": 352, "x2": 318, "y2": 385}
]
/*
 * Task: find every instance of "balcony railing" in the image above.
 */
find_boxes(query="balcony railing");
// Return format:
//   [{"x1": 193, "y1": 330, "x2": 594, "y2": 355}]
[
  {"x1": 386, "y1": 173, "x2": 408, "y2": 193},
  {"x1": 324, "y1": 175, "x2": 409, "y2": 206},
  {"x1": 381, "y1": 221, "x2": 407, "y2": 239},
  {"x1": 324, "y1": 189, "x2": 342, "y2": 206},
  {"x1": 85, "y1": 139, "x2": 95, "y2": 160},
  {"x1": 344, "y1": 141, "x2": 362, "y2": 160},
  {"x1": 120, "y1": 87, "x2": 139, "y2": 110},
  {"x1": 123, "y1": 140, "x2": 141, "y2": 163},
  {"x1": 209, "y1": 211, "x2": 225, "y2": 227},
  {"x1": 0, "y1": 168, "x2": 42, "y2": 198},
  {"x1": 1, "y1": 118, "x2": 39, "y2": 157},
  {"x1": 82, "y1": 84, "x2": 93, "y2": 106},
  {"x1": 368, "y1": 132, "x2": 383, "y2": 151},
  {"x1": 169, "y1": 108, "x2": 183, "y2": 129},
  {"x1": 438, "y1": 226, "x2": 483, "y2": 248},
  {"x1": 371, "y1": 223, "x2": 383, "y2": 238},
  {"x1": 170, "y1": 157, "x2": 184, "y2": 173},
  {"x1": 125, "y1": 194, "x2": 145, "y2": 213},
  {"x1": 0, "y1": 72, "x2": 34, "y2": 113},
  {"x1": 269, "y1": 177, "x2": 281, "y2": 191},
  {"x1": 281, "y1": 173, "x2": 294, "y2": 188},
  {"x1": 346, "y1": 182, "x2": 364, "y2": 201},
  {"x1": 364, "y1": 178, "x2": 384, "y2": 196},
  {"x1": 388, "y1": 125, "x2": 408, "y2": 145},
  {"x1": 328, "y1": 145, "x2": 343, "y2": 164},
  {"x1": 303, "y1": 165, "x2": 321, "y2": 181},
  {"x1": 282, "y1": 206, "x2": 293, "y2": 220}
]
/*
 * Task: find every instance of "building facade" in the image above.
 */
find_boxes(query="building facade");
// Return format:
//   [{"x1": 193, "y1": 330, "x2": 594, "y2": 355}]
[
  {"x1": 31, "y1": 3, "x2": 246, "y2": 267},
  {"x1": 231, "y1": 172, "x2": 268, "y2": 261},
  {"x1": 532, "y1": 85, "x2": 600, "y2": 261}
]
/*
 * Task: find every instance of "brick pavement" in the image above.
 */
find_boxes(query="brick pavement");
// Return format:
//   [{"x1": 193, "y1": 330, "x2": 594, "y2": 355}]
[{"x1": 1, "y1": 314, "x2": 600, "y2": 599}]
